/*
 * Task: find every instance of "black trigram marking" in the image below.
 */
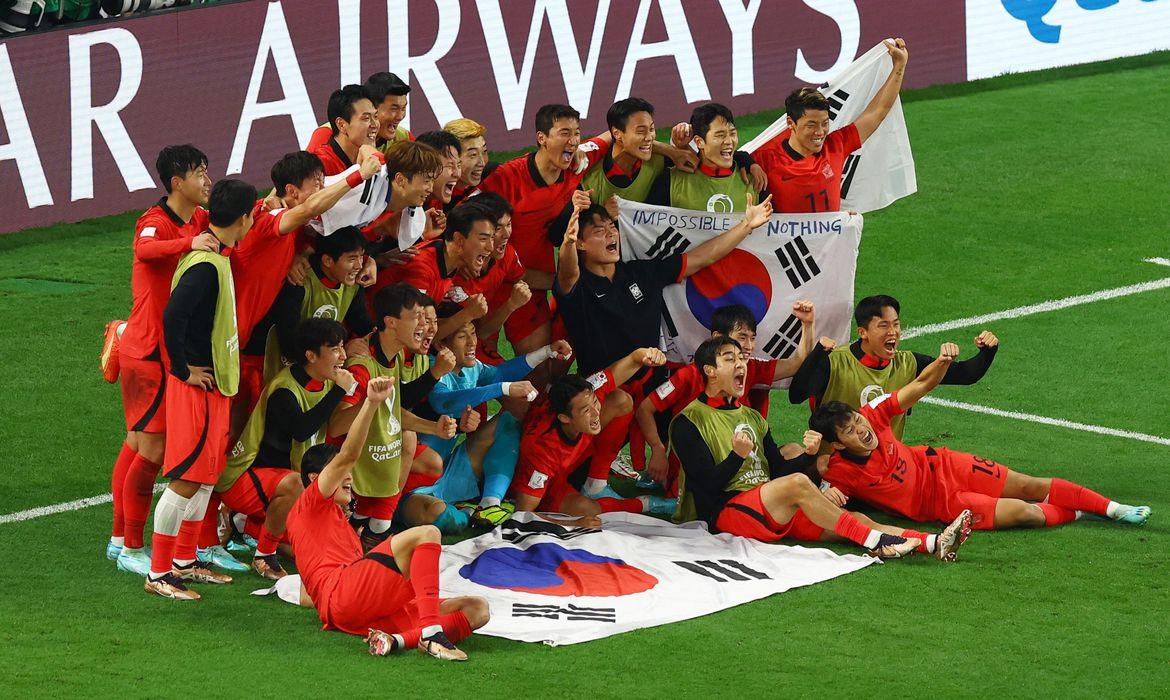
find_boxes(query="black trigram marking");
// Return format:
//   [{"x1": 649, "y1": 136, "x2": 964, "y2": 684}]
[
  {"x1": 773, "y1": 237, "x2": 821, "y2": 288},
  {"x1": 824, "y1": 88, "x2": 851, "y2": 122},
  {"x1": 763, "y1": 314, "x2": 803, "y2": 359},
  {"x1": 840, "y1": 153, "x2": 861, "y2": 200},
  {"x1": 673, "y1": 559, "x2": 771, "y2": 583},
  {"x1": 662, "y1": 306, "x2": 679, "y2": 338},
  {"x1": 512, "y1": 603, "x2": 617, "y2": 623},
  {"x1": 645, "y1": 226, "x2": 689, "y2": 260},
  {"x1": 500, "y1": 519, "x2": 600, "y2": 545}
]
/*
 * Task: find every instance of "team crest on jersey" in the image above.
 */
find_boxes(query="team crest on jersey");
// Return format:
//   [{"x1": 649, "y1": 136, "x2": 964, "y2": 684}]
[
  {"x1": 859, "y1": 384, "x2": 885, "y2": 405},
  {"x1": 628, "y1": 282, "x2": 644, "y2": 302},
  {"x1": 706, "y1": 193, "x2": 734, "y2": 213},
  {"x1": 822, "y1": 164, "x2": 834, "y2": 179},
  {"x1": 313, "y1": 304, "x2": 339, "y2": 319}
]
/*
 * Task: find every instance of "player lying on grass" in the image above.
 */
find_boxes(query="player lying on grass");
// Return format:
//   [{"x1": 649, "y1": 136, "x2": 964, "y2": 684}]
[
  {"x1": 287, "y1": 375, "x2": 488, "y2": 661},
  {"x1": 671, "y1": 337, "x2": 971, "y2": 561},
  {"x1": 810, "y1": 342, "x2": 1151, "y2": 530}
]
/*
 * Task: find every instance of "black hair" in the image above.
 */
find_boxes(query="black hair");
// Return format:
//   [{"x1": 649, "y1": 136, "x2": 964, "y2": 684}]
[
  {"x1": 535, "y1": 104, "x2": 580, "y2": 135},
  {"x1": 415, "y1": 130, "x2": 462, "y2": 157},
  {"x1": 808, "y1": 401, "x2": 856, "y2": 444},
  {"x1": 710, "y1": 304, "x2": 757, "y2": 335},
  {"x1": 417, "y1": 292, "x2": 437, "y2": 309},
  {"x1": 469, "y1": 190, "x2": 513, "y2": 220},
  {"x1": 300, "y1": 444, "x2": 341, "y2": 487},
  {"x1": 295, "y1": 318, "x2": 347, "y2": 364},
  {"x1": 363, "y1": 71, "x2": 410, "y2": 105},
  {"x1": 606, "y1": 97, "x2": 655, "y2": 131},
  {"x1": 314, "y1": 226, "x2": 367, "y2": 263},
  {"x1": 548, "y1": 374, "x2": 594, "y2": 418},
  {"x1": 690, "y1": 103, "x2": 736, "y2": 140},
  {"x1": 207, "y1": 179, "x2": 257, "y2": 228},
  {"x1": 785, "y1": 87, "x2": 832, "y2": 123},
  {"x1": 442, "y1": 202, "x2": 496, "y2": 242},
  {"x1": 373, "y1": 283, "x2": 422, "y2": 330},
  {"x1": 854, "y1": 294, "x2": 901, "y2": 327},
  {"x1": 156, "y1": 144, "x2": 208, "y2": 194},
  {"x1": 327, "y1": 84, "x2": 372, "y2": 135},
  {"x1": 271, "y1": 151, "x2": 324, "y2": 196},
  {"x1": 693, "y1": 336, "x2": 742, "y2": 377}
]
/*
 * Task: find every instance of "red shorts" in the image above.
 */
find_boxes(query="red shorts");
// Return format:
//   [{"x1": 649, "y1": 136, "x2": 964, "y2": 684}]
[
  {"x1": 320, "y1": 538, "x2": 467, "y2": 636},
  {"x1": 503, "y1": 293, "x2": 554, "y2": 345},
  {"x1": 715, "y1": 486, "x2": 825, "y2": 543},
  {"x1": 220, "y1": 467, "x2": 294, "y2": 518},
  {"x1": 475, "y1": 334, "x2": 506, "y2": 366},
  {"x1": 354, "y1": 493, "x2": 402, "y2": 520},
  {"x1": 235, "y1": 354, "x2": 266, "y2": 413},
  {"x1": 163, "y1": 376, "x2": 232, "y2": 485},
  {"x1": 531, "y1": 477, "x2": 579, "y2": 513},
  {"x1": 403, "y1": 470, "x2": 439, "y2": 495},
  {"x1": 120, "y1": 351, "x2": 167, "y2": 433},
  {"x1": 930, "y1": 447, "x2": 1009, "y2": 530}
]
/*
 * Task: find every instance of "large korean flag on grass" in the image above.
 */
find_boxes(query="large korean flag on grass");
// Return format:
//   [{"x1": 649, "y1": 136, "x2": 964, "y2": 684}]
[
  {"x1": 618, "y1": 199, "x2": 862, "y2": 368},
  {"x1": 742, "y1": 41, "x2": 917, "y2": 213},
  {"x1": 439, "y1": 512, "x2": 876, "y2": 646}
]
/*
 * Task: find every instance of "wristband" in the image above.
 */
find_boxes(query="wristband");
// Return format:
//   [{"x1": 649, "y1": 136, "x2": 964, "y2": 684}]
[
  {"x1": 525, "y1": 346, "x2": 554, "y2": 367},
  {"x1": 500, "y1": 382, "x2": 512, "y2": 396},
  {"x1": 345, "y1": 169, "x2": 364, "y2": 189}
]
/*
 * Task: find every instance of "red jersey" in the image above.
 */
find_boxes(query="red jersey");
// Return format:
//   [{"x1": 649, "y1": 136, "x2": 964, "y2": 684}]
[
  {"x1": 822, "y1": 393, "x2": 938, "y2": 521},
  {"x1": 376, "y1": 239, "x2": 459, "y2": 305},
  {"x1": 285, "y1": 480, "x2": 363, "y2": 615},
  {"x1": 121, "y1": 199, "x2": 210, "y2": 360},
  {"x1": 232, "y1": 203, "x2": 300, "y2": 347},
  {"x1": 649, "y1": 358, "x2": 778, "y2": 416},
  {"x1": 753, "y1": 124, "x2": 861, "y2": 213},
  {"x1": 511, "y1": 370, "x2": 616, "y2": 500},
  {"x1": 476, "y1": 143, "x2": 605, "y2": 274},
  {"x1": 456, "y1": 243, "x2": 525, "y2": 313},
  {"x1": 311, "y1": 138, "x2": 355, "y2": 176}
]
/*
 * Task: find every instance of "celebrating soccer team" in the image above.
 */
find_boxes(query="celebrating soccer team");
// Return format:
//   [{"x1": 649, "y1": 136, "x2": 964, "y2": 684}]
[{"x1": 97, "y1": 38, "x2": 1150, "y2": 662}]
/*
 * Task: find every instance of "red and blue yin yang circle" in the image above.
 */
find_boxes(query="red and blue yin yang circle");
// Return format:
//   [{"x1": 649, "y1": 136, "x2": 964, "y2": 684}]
[
  {"x1": 684, "y1": 249, "x2": 772, "y2": 330},
  {"x1": 459, "y1": 543, "x2": 658, "y2": 597}
]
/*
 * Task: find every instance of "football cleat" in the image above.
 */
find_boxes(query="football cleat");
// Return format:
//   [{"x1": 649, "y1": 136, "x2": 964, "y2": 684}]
[
  {"x1": 634, "y1": 471, "x2": 659, "y2": 490},
  {"x1": 471, "y1": 503, "x2": 514, "y2": 528},
  {"x1": 609, "y1": 453, "x2": 640, "y2": 481},
  {"x1": 360, "y1": 526, "x2": 390, "y2": 553},
  {"x1": 588, "y1": 484, "x2": 627, "y2": 501},
  {"x1": 367, "y1": 629, "x2": 402, "y2": 657},
  {"x1": 419, "y1": 631, "x2": 467, "y2": 662},
  {"x1": 198, "y1": 544, "x2": 249, "y2": 572},
  {"x1": 116, "y1": 548, "x2": 153, "y2": 577},
  {"x1": 100, "y1": 319, "x2": 125, "y2": 383},
  {"x1": 252, "y1": 554, "x2": 287, "y2": 580},
  {"x1": 106, "y1": 541, "x2": 123, "y2": 561},
  {"x1": 934, "y1": 510, "x2": 973, "y2": 562},
  {"x1": 173, "y1": 562, "x2": 232, "y2": 585},
  {"x1": 1112, "y1": 504, "x2": 1151, "y2": 525},
  {"x1": 869, "y1": 534, "x2": 918, "y2": 559},
  {"x1": 144, "y1": 573, "x2": 201, "y2": 601},
  {"x1": 640, "y1": 495, "x2": 678, "y2": 516}
]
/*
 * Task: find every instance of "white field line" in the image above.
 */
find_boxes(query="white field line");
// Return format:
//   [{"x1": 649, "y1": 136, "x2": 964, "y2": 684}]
[
  {"x1": 0, "y1": 483, "x2": 165, "y2": 525},
  {"x1": 1143, "y1": 257, "x2": 1170, "y2": 267},
  {"x1": 919, "y1": 396, "x2": 1170, "y2": 448}
]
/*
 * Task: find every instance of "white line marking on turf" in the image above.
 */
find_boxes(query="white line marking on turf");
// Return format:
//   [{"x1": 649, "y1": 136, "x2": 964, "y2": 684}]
[
  {"x1": 919, "y1": 396, "x2": 1170, "y2": 447},
  {"x1": 0, "y1": 483, "x2": 165, "y2": 525},
  {"x1": 1144, "y1": 257, "x2": 1170, "y2": 267},
  {"x1": 903, "y1": 276, "x2": 1170, "y2": 338}
]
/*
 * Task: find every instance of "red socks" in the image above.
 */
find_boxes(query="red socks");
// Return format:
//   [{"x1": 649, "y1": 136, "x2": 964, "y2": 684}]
[
  {"x1": 1046, "y1": 478, "x2": 1110, "y2": 516},
  {"x1": 833, "y1": 512, "x2": 878, "y2": 548},
  {"x1": 399, "y1": 610, "x2": 472, "y2": 648},
  {"x1": 901, "y1": 528, "x2": 932, "y2": 554},
  {"x1": 1038, "y1": 502, "x2": 1078, "y2": 527},
  {"x1": 122, "y1": 455, "x2": 161, "y2": 549},
  {"x1": 257, "y1": 525, "x2": 282, "y2": 557},
  {"x1": 409, "y1": 542, "x2": 442, "y2": 629},
  {"x1": 149, "y1": 532, "x2": 178, "y2": 576},
  {"x1": 110, "y1": 443, "x2": 136, "y2": 538},
  {"x1": 597, "y1": 497, "x2": 642, "y2": 513},
  {"x1": 174, "y1": 518, "x2": 202, "y2": 564},
  {"x1": 198, "y1": 493, "x2": 223, "y2": 549},
  {"x1": 588, "y1": 411, "x2": 632, "y2": 481}
]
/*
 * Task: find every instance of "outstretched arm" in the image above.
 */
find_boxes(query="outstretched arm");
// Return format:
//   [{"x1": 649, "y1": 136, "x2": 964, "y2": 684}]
[
  {"x1": 279, "y1": 148, "x2": 383, "y2": 233},
  {"x1": 771, "y1": 301, "x2": 816, "y2": 381},
  {"x1": 608, "y1": 347, "x2": 667, "y2": 387},
  {"x1": 895, "y1": 342, "x2": 957, "y2": 410},
  {"x1": 683, "y1": 194, "x2": 773, "y2": 276},
  {"x1": 913, "y1": 330, "x2": 1000, "y2": 385},
  {"x1": 852, "y1": 38, "x2": 908, "y2": 143},
  {"x1": 556, "y1": 191, "x2": 589, "y2": 295},
  {"x1": 316, "y1": 376, "x2": 393, "y2": 497}
]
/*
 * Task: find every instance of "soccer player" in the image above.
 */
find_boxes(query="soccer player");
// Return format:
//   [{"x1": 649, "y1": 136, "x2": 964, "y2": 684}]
[
  {"x1": 360, "y1": 140, "x2": 444, "y2": 257},
  {"x1": 638, "y1": 302, "x2": 816, "y2": 487},
  {"x1": 475, "y1": 104, "x2": 606, "y2": 353},
  {"x1": 328, "y1": 284, "x2": 458, "y2": 549},
  {"x1": 306, "y1": 73, "x2": 413, "y2": 156},
  {"x1": 443, "y1": 117, "x2": 494, "y2": 207},
  {"x1": 789, "y1": 294, "x2": 998, "y2": 439},
  {"x1": 671, "y1": 337, "x2": 970, "y2": 560},
  {"x1": 216, "y1": 318, "x2": 356, "y2": 579},
  {"x1": 555, "y1": 192, "x2": 774, "y2": 499},
  {"x1": 309, "y1": 85, "x2": 378, "y2": 176},
  {"x1": 651, "y1": 103, "x2": 763, "y2": 212},
  {"x1": 578, "y1": 97, "x2": 672, "y2": 204},
  {"x1": 110, "y1": 145, "x2": 213, "y2": 575},
  {"x1": 287, "y1": 375, "x2": 488, "y2": 661},
  {"x1": 810, "y1": 344, "x2": 1151, "y2": 531},
  {"x1": 414, "y1": 130, "x2": 462, "y2": 209},
  {"x1": 145, "y1": 179, "x2": 257, "y2": 600},
  {"x1": 509, "y1": 347, "x2": 677, "y2": 520},
  {"x1": 752, "y1": 38, "x2": 909, "y2": 213}
]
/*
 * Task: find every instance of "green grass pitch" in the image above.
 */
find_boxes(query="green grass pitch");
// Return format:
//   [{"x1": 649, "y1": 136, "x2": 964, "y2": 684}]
[{"x1": 1, "y1": 53, "x2": 1168, "y2": 698}]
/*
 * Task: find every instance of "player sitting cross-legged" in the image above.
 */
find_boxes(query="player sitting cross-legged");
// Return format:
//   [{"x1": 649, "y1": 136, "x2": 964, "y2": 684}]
[
  {"x1": 286, "y1": 375, "x2": 489, "y2": 661},
  {"x1": 810, "y1": 342, "x2": 1152, "y2": 531},
  {"x1": 671, "y1": 337, "x2": 971, "y2": 561}
]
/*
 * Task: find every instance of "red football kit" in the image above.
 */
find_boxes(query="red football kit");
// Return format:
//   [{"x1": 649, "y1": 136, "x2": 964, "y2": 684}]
[
  {"x1": 510, "y1": 370, "x2": 616, "y2": 510},
  {"x1": 456, "y1": 244, "x2": 524, "y2": 364},
  {"x1": 119, "y1": 199, "x2": 209, "y2": 432},
  {"x1": 374, "y1": 239, "x2": 458, "y2": 304},
  {"x1": 649, "y1": 359, "x2": 778, "y2": 417},
  {"x1": 311, "y1": 138, "x2": 355, "y2": 176},
  {"x1": 753, "y1": 124, "x2": 861, "y2": 213},
  {"x1": 823, "y1": 393, "x2": 1009, "y2": 528}
]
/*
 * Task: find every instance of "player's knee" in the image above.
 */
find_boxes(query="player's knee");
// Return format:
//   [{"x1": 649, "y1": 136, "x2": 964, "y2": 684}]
[
  {"x1": 1021, "y1": 503, "x2": 1046, "y2": 528},
  {"x1": 138, "y1": 433, "x2": 165, "y2": 463},
  {"x1": 426, "y1": 500, "x2": 447, "y2": 521},
  {"x1": 415, "y1": 524, "x2": 441, "y2": 543},
  {"x1": 464, "y1": 597, "x2": 490, "y2": 629},
  {"x1": 773, "y1": 472, "x2": 815, "y2": 498}
]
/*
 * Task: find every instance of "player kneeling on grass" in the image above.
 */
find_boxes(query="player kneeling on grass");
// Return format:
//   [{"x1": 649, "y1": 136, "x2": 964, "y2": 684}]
[
  {"x1": 811, "y1": 343, "x2": 1151, "y2": 531},
  {"x1": 287, "y1": 376, "x2": 488, "y2": 661},
  {"x1": 215, "y1": 318, "x2": 358, "y2": 580},
  {"x1": 671, "y1": 337, "x2": 970, "y2": 561}
]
